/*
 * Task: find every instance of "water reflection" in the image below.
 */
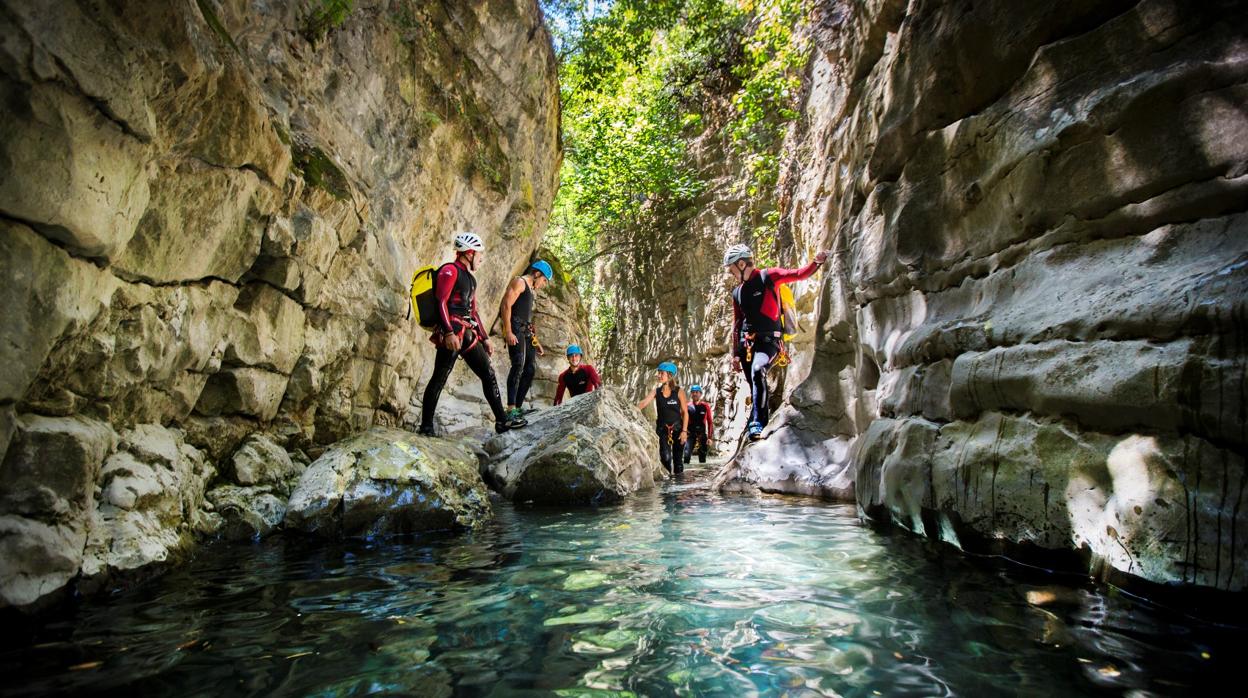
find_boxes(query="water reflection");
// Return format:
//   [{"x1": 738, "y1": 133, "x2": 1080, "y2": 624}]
[{"x1": 3, "y1": 470, "x2": 1240, "y2": 697}]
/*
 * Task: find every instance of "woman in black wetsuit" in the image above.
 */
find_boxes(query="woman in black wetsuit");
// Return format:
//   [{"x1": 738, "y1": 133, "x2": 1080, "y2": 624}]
[{"x1": 635, "y1": 361, "x2": 689, "y2": 474}]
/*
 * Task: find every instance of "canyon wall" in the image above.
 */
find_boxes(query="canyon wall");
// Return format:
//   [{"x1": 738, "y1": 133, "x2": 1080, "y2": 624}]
[
  {"x1": 0, "y1": 0, "x2": 561, "y2": 609},
  {"x1": 615, "y1": 0, "x2": 1248, "y2": 591}
]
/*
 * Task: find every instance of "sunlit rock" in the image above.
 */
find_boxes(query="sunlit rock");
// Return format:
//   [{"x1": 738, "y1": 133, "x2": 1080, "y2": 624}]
[
  {"x1": 284, "y1": 427, "x2": 490, "y2": 536},
  {"x1": 480, "y1": 389, "x2": 663, "y2": 505}
]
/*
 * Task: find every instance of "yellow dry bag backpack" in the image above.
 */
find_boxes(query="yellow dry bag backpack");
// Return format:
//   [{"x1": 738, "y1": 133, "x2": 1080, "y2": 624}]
[{"x1": 408, "y1": 265, "x2": 439, "y2": 329}]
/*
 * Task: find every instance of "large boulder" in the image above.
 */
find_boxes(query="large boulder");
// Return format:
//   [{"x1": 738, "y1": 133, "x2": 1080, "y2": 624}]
[
  {"x1": 480, "y1": 389, "x2": 664, "y2": 505},
  {"x1": 284, "y1": 427, "x2": 490, "y2": 536},
  {"x1": 713, "y1": 406, "x2": 855, "y2": 501}
]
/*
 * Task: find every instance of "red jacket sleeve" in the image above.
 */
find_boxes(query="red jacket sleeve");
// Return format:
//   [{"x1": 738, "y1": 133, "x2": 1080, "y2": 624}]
[
  {"x1": 586, "y1": 365, "x2": 601, "y2": 390},
  {"x1": 434, "y1": 264, "x2": 458, "y2": 333},
  {"x1": 554, "y1": 370, "x2": 567, "y2": 406},
  {"x1": 704, "y1": 403, "x2": 714, "y2": 440},
  {"x1": 764, "y1": 260, "x2": 820, "y2": 286}
]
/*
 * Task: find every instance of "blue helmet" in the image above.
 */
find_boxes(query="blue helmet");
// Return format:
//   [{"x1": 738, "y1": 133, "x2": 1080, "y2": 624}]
[
  {"x1": 658, "y1": 361, "x2": 677, "y2": 376},
  {"x1": 530, "y1": 260, "x2": 553, "y2": 281},
  {"x1": 690, "y1": 384, "x2": 702, "y2": 393},
  {"x1": 566, "y1": 344, "x2": 582, "y2": 356}
]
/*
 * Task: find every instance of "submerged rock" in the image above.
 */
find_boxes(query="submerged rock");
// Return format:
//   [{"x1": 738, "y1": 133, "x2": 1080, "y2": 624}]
[
  {"x1": 480, "y1": 389, "x2": 663, "y2": 505},
  {"x1": 284, "y1": 427, "x2": 490, "y2": 536}
]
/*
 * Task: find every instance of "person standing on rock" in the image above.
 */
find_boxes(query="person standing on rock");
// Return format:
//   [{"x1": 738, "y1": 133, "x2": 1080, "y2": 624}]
[
  {"x1": 553, "y1": 344, "x2": 601, "y2": 405},
  {"x1": 420, "y1": 232, "x2": 528, "y2": 435},
  {"x1": 499, "y1": 260, "x2": 553, "y2": 422},
  {"x1": 723, "y1": 244, "x2": 828, "y2": 441},
  {"x1": 636, "y1": 361, "x2": 689, "y2": 474},
  {"x1": 684, "y1": 385, "x2": 714, "y2": 465}
]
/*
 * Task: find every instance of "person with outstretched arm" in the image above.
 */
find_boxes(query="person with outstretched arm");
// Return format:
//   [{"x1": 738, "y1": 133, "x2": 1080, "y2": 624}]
[
  {"x1": 636, "y1": 362, "x2": 689, "y2": 474},
  {"x1": 723, "y1": 244, "x2": 828, "y2": 441},
  {"x1": 553, "y1": 344, "x2": 601, "y2": 405},
  {"x1": 419, "y1": 232, "x2": 528, "y2": 436},
  {"x1": 499, "y1": 260, "x2": 553, "y2": 422}
]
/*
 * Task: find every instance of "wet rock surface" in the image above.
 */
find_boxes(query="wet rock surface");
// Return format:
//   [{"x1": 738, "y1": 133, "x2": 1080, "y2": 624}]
[
  {"x1": 481, "y1": 389, "x2": 664, "y2": 505},
  {"x1": 284, "y1": 427, "x2": 490, "y2": 536}
]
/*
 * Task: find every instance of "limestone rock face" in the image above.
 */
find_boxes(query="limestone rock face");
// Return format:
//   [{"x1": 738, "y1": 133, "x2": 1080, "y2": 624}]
[
  {"x1": 284, "y1": 427, "x2": 490, "y2": 536},
  {"x1": 0, "y1": 0, "x2": 559, "y2": 606},
  {"x1": 205, "y1": 432, "x2": 305, "y2": 541},
  {"x1": 82, "y1": 425, "x2": 218, "y2": 587},
  {"x1": 481, "y1": 389, "x2": 664, "y2": 505},
  {"x1": 740, "y1": 0, "x2": 1247, "y2": 591},
  {"x1": 0, "y1": 415, "x2": 116, "y2": 608}
]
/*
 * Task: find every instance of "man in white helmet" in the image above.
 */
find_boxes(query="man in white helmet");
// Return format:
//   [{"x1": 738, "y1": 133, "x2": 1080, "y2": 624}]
[
  {"x1": 723, "y1": 243, "x2": 828, "y2": 441},
  {"x1": 420, "y1": 232, "x2": 527, "y2": 435}
]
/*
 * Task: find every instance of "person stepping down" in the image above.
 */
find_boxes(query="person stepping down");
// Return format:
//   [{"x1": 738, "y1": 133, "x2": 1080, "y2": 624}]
[
  {"x1": 684, "y1": 385, "x2": 714, "y2": 465},
  {"x1": 419, "y1": 232, "x2": 527, "y2": 435},
  {"x1": 500, "y1": 259, "x2": 553, "y2": 423},
  {"x1": 553, "y1": 344, "x2": 601, "y2": 405},
  {"x1": 723, "y1": 243, "x2": 828, "y2": 442},
  {"x1": 636, "y1": 362, "x2": 688, "y2": 475}
]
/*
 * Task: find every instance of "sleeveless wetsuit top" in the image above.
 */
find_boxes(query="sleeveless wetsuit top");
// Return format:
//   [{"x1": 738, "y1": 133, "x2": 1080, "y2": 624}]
[
  {"x1": 655, "y1": 386, "x2": 682, "y2": 427},
  {"x1": 510, "y1": 277, "x2": 534, "y2": 331}
]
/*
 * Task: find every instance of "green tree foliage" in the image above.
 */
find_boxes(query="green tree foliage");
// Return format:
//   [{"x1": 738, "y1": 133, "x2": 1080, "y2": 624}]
[{"x1": 542, "y1": 0, "x2": 809, "y2": 341}]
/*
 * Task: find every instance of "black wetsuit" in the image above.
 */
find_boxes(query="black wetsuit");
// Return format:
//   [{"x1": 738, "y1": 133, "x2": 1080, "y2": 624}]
[
  {"x1": 684, "y1": 402, "x2": 711, "y2": 464},
  {"x1": 420, "y1": 261, "x2": 506, "y2": 431},
  {"x1": 655, "y1": 386, "x2": 684, "y2": 474},
  {"x1": 506, "y1": 278, "x2": 536, "y2": 409}
]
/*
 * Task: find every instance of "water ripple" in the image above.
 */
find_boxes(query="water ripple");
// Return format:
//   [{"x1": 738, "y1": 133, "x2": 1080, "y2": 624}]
[{"x1": 2, "y1": 474, "x2": 1241, "y2": 696}]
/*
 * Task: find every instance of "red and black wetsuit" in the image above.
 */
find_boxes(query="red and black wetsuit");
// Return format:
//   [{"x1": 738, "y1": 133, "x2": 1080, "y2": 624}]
[
  {"x1": 554, "y1": 364, "x2": 601, "y2": 405},
  {"x1": 420, "y1": 260, "x2": 507, "y2": 430},
  {"x1": 683, "y1": 400, "x2": 714, "y2": 464},
  {"x1": 731, "y1": 262, "x2": 820, "y2": 428}
]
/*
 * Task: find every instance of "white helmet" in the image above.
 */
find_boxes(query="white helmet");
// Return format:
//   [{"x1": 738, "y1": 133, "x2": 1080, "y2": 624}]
[
  {"x1": 722, "y1": 244, "x2": 752, "y2": 266},
  {"x1": 453, "y1": 231, "x2": 484, "y2": 252}
]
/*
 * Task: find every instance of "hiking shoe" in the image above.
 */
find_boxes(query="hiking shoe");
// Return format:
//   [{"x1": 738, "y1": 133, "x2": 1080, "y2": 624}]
[
  {"x1": 495, "y1": 420, "x2": 511, "y2": 434},
  {"x1": 505, "y1": 415, "x2": 528, "y2": 429},
  {"x1": 747, "y1": 422, "x2": 764, "y2": 441},
  {"x1": 417, "y1": 424, "x2": 436, "y2": 437}
]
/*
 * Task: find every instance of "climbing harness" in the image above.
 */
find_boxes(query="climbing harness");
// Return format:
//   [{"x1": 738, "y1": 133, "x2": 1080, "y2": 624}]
[
  {"x1": 773, "y1": 342, "x2": 792, "y2": 368},
  {"x1": 743, "y1": 332, "x2": 756, "y2": 364},
  {"x1": 664, "y1": 424, "x2": 676, "y2": 447}
]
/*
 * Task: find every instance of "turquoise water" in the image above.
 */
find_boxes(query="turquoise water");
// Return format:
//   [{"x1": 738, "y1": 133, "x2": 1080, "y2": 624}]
[{"x1": 4, "y1": 470, "x2": 1240, "y2": 696}]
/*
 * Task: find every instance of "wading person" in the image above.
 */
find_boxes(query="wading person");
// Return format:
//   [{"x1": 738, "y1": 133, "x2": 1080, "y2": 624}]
[
  {"x1": 723, "y1": 244, "x2": 828, "y2": 441},
  {"x1": 420, "y1": 232, "x2": 528, "y2": 435},
  {"x1": 499, "y1": 260, "x2": 553, "y2": 422},
  {"x1": 553, "y1": 344, "x2": 601, "y2": 405},
  {"x1": 636, "y1": 362, "x2": 688, "y2": 474},
  {"x1": 684, "y1": 385, "x2": 714, "y2": 465}
]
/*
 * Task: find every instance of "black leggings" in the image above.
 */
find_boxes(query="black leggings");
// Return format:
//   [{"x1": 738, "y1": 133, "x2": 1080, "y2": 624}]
[
  {"x1": 684, "y1": 431, "x2": 708, "y2": 464},
  {"x1": 506, "y1": 329, "x2": 536, "y2": 408},
  {"x1": 736, "y1": 334, "x2": 778, "y2": 428},
  {"x1": 657, "y1": 423, "x2": 683, "y2": 474},
  {"x1": 420, "y1": 329, "x2": 506, "y2": 429}
]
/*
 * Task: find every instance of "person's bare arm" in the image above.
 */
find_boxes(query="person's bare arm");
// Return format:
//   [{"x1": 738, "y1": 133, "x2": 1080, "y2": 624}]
[
  {"x1": 636, "y1": 390, "x2": 656, "y2": 411},
  {"x1": 679, "y1": 389, "x2": 689, "y2": 443},
  {"x1": 499, "y1": 278, "x2": 524, "y2": 346}
]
